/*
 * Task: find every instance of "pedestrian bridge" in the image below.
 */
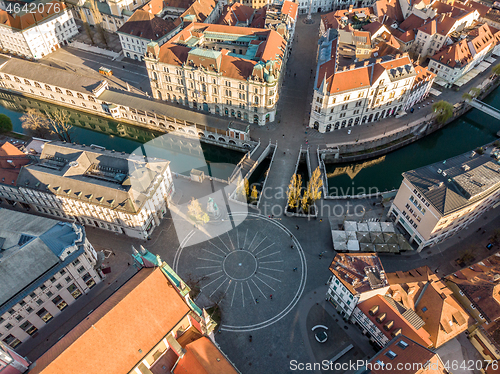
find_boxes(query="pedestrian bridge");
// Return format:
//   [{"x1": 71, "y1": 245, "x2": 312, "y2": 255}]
[{"x1": 468, "y1": 98, "x2": 500, "y2": 120}]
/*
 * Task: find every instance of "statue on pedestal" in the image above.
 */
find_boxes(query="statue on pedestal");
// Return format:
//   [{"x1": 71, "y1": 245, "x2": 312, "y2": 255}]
[{"x1": 207, "y1": 197, "x2": 221, "y2": 219}]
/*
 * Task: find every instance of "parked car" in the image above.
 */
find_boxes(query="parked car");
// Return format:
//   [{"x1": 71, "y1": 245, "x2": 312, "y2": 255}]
[{"x1": 487, "y1": 243, "x2": 494, "y2": 250}]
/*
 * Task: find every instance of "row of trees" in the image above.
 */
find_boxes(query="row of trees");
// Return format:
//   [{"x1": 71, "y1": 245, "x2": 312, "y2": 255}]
[
  {"x1": 20, "y1": 108, "x2": 74, "y2": 142},
  {"x1": 287, "y1": 167, "x2": 323, "y2": 214},
  {"x1": 236, "y1": 176, "x2": 259, "y2": 203}
]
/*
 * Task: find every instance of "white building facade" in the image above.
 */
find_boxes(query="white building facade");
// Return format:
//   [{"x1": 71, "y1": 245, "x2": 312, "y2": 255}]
[
  {"x1": 0, "y1": 0, "x2": 78, "y2": 59},
  {"x1": 145, "y1": 23, "x2": 286, "y2": 126},
  {"x1": 310, "y1": 44, "x2": 416, "y2": 133}
]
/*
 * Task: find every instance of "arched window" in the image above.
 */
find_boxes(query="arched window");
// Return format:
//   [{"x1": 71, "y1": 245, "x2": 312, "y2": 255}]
[
  {"x1": 88, "y1": 96, "x2": 95, "y2": 102},
  {"x1": 3, "y1": 75, "x2": 10, "y2": 80},
  {"x1": 66, "y1": 90, "x2": 73, "y2": 96},
  {"x1": 77, "y1": 93, "x2": 84, "y2": 99},
  {"x1": 14, "y1": 77, "x2": 20, "y2": 83},
  {"x1": 45, "y1": 85, "x2": 52, "y2": 91},
  {"x1": 55, "y1": 87, "x2": 62, "y2": 93},
  {"x1": 34, "y1": 82, "x2": 41, "y2": 88},
  {"x1": 24, "y1": 79, "x2": 31, "y2": 86},
  {"x1": 254, "y1": 96, "x2": 259, "y2": 105}
]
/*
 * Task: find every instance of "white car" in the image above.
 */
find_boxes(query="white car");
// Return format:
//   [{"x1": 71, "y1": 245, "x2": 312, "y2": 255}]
[{"x1": 347, "y1": 129, "x2": 351, "y2": 134}]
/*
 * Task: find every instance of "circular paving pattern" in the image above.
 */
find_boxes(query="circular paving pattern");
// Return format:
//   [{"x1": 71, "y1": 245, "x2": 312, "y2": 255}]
[
  {"x1": 174, "y1": 213, "x2": 307, "y2": 332},
  {"x1": 223, "y1": 250, "x2": 257, "y2": 281}
]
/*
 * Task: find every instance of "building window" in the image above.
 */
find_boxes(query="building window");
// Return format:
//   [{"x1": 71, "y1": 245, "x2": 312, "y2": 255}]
[
  {"x1": 67, "y1": 284, "x2": 82, "y2": 299},
  {"x1": 20, "y1": 321, "x2": 38, "y2": 335},
  {"x1": 52, "y1": 296, "x2": 68, "y2": 311},
  {"x1": 3, "y1": 334, "x2": 21, "y2": 348},
  {"x1": 36, "y1": 308, "x2": 53, "y2": 323},
  {"x1": 5, "y1": 323, "x2": 13, "y2": 330},
  {"x1": 83, "y1": 273, "x2": 96, "y2": 288}
]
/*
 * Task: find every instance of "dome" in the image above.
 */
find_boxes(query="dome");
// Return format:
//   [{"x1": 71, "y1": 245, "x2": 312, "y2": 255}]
[{"x1": 266, "y1": 74, "x2": 276, "y2": 83}]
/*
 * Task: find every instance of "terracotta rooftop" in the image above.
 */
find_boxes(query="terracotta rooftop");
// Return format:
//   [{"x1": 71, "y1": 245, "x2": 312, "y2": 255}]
[
  {"x1": 366, "y1": 335, "x2": 447, "y2": 374},
  {"x1": 374, "y1": 0, "x2": 404, "y2": 24},
  {"x1": 172, "y1": 337, "x2": 239, "y2": 374},
  {"x1": 321, "y1": 7, "x2": 374, "y2": 31},
  {"x1": 398, "y1": 14, "x2": 426, "y2": 33},
  {"x1": 357, "y1": 295, "x2": 433, "y2": 347},
  {"x1": 179, "y1": 0, "x2": 218, "y2": 23},
  {"x1": 431, "y1": 39, "x2": 472, "y2": 68},
  {"x1": 281, "y1": 1, "x2": 298, "y2": 22},
  {"x1": 117, "y1": 8, "x2": 178, "y2": 40},
  {"x1": 0, "y1": 142, "x2": 31, "y2": 186},
  {"x1": 156, "y1": 23, "x2": 285, "y2": 81},
  {"x1": 386, "y1": 266, "x2": 434, "y2": 285},
  {"x1": 387, "y1": 267, "x2": 472, "y2": 348},
  {"x1": 445, "y1": 252, "x2": 500, "y2": 324},
  {"x1": 329, "y1": 253, "x2": 388, "y2": 295},
  {"x1": 317, "y1": 52, "x2": 413, "y2": 95},
  {"x1": 217, "y1": 2, "x2": 254, "y2": 26},
  {"x1": 28, "y1": 267, "x2": 192, "y2": 374},
  {"x1": 0, "y1": 0, "x2": 68, "y2": 31}
]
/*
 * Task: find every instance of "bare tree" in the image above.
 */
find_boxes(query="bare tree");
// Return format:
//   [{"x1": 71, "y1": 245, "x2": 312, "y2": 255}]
[
  {"x1": 20, "y1": 108, "x2": 51, "y2": 138},
  {"x1": 46, "y1": 109, "x2": 73, "y2": 142},
  {"x1": 20, "y1": 108, "x2": 74, "y2": 142}
]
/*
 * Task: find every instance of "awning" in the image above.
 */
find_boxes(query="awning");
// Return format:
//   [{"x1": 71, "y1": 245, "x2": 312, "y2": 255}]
[
  {"x1": 454, "y1": 69, "x2": 480, "y2": 87},
  {"x1": 429, "y1": 88, "x2": 442, "y2": 96},
  {"x1": 434, "y1": 77, "x2": 448, "y2": 86},
  {"x1": 476, "y1": 61, "x2": 491, "y2": 72},
  {"x1": 486, "y1": 56, "x2": 497, "y2": 64}
]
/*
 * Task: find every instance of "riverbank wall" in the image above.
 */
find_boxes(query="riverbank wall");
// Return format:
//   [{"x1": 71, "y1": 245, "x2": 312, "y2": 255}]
[{"x1": 320, "y1": 74, "x2": 500, "y2": 164}]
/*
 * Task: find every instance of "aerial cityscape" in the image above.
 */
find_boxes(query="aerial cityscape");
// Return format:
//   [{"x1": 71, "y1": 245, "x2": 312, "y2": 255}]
[{"x1": 0, "y1": 0, "x2": 500, "y2": 372}]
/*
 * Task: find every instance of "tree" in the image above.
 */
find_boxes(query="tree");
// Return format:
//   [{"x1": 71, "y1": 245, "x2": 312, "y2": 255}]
[
  {"x1": 20, "y1": 108, "x2": 50, "y2": 138},
  {"x1": 20, "y1": 108, "x2": 73, "y2": 142},
  {"x1": 46, "y1": 109, "x2": 73, "y2": 142},
  {"x1": 286, "y1": 174, "x2": 302, "y2": 210},
  {"x1": 188, "y1": 198, "x2": 208, "y2": 223},
  {"x1": 462, "y1": 87, "x2": 481, "y2": 101},
  {"x1": 0, "y1": 114, "x2": 12, "y2": 133},
  {"x1": 307, "y1": 166, "x2": 323, "y2": 204},
  {"x1": 432, "y1": 100, "x2": 454, "y2": 124},
  {"x1": 300, "y1": 189, "x2": 311, "y2": 213},
  {"x1": 492, "y1": 63, "x2": 500, "y2": 77},
  {"x1": 250, "y1": 185, "x2": 258, "y2": 202}
]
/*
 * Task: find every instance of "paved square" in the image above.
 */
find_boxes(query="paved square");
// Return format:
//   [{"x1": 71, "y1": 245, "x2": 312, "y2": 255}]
[{"x1": 173, "y1": 213, "x2": 307, "y2": 332}]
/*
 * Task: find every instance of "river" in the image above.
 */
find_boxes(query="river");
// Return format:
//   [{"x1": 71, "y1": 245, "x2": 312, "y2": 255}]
[
  {"x1": 0, "y1": 93, "x2": 244, "y2": 180},
  {"x1": 325, "y1": 89, "x2": 500, "y2": 196}
]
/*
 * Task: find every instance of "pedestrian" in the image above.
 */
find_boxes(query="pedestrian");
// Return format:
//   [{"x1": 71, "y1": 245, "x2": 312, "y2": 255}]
[
  {"x1": 294, "y1": 73, "x2": 296, "y2": 77},
  {"x1": 256, "y1": 298, "x2": 259, "y2": 303},
  {"x1": 282, "y1": 134, "x2": 285, "y2": 138},
  {"x1": 291, "y1": 244, "x2": 294, "y2": 249},
  {"x1": 296, "y1": 225, "x2": 299, "y2": 230},
  {"x1": 270, "y1": 294, "x2": 273, "y2": 300},
  {"x1": 319, "y1": 219, "x2": 322, "y2": 222},
  {"x1": 293, "y1": 267, "x2": 298, "y2": 272}
]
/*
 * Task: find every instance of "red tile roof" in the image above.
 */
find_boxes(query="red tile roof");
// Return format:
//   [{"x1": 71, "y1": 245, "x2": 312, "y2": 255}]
[
  {"x1": 173, "y1": 337, "x2": 239, "y2": 374},
  {"x1": 431, "y1": 39, "x2": 472, "y2": 68},
  {"x1": 329, "y1": 253, "x2": 388, "y2": 294},
  {"x1": 445, "y1": 252, "x2": 500, "y2": 325},
  {"x1": 217, "y1": 3, "x2": 254, "y2": 26},
  {"x1": 317, "y1": 53, "x2": 413, "y2": 95},
  {"x1": 374, "y1": 0, "x2": 404, "y2": 24},
  {"x1": 29, "y1": 268, "x2": 192, "y2": 374},
  {"x1": 321, "y1": 7, "x2": 374, "y2": 31},
  {"x1": 281, "y1": 1, "x2": 298, "y2": 21},
  {"x1": 367, "y1": 335, "x2": 447, "y2": 374},
  {"x1": 357, "y1": 295, "x2": 433, "y2": 347},
  {"x1": 388, "y1": 268, "x2": 472, "y2": 348},
  {"x1": 118, "y1": 9, "x2": 178, "y2": 40},
  {"x1": 179, "y1": 0, "x2": 218, "y2": 23},
  {"x1": 0, "y1": 142, "x2": 30, "y2": 186},
  {"x1": 0, "y1": 0, "x2": 67, "y2": 31},
  {"x1": 157, "y1": 23, "x2": 285, "y2": 81}
]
